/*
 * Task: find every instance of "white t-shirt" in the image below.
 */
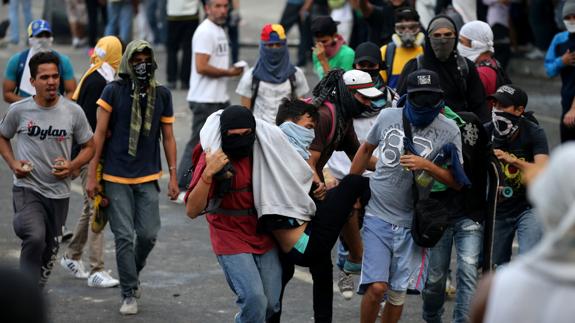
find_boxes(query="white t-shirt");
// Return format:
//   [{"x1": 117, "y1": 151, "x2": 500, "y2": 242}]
[
  {"x1": 236, "y1": 67, "x2": 309, "y2": 124},
  {"x1": 327, "y1": 116, "x2": 377, "y2": 180},
  {"x1": 187, "y1": 19, "x2": 230, "y2": 103}
]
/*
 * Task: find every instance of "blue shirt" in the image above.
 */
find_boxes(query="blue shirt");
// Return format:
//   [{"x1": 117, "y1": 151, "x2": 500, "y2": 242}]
[
  {"x1": 545, "y1": 31, "x2": 575, "y2": 110},
  {"x1": 3, "y1": 50, "x2": 75, "y2": 97},
  {"x1": 97, "y1": 80, "x2": 174, "y2": 184}
]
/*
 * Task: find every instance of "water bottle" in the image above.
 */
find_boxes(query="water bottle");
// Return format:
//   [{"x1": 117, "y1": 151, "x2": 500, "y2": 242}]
[{"x1": 415, "y1": 151, "x2": 445, "y2": 188}]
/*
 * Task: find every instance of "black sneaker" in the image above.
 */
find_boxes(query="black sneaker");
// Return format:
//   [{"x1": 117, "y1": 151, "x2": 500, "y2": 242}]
[{"x1": 0, "y1": 20, "x2": 10, "y2": 39}]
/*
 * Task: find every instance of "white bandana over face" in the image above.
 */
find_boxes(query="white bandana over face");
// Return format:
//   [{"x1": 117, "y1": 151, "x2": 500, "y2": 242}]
[{"x1": 457, "y1": 20, "x2": 494, "y2": 62}]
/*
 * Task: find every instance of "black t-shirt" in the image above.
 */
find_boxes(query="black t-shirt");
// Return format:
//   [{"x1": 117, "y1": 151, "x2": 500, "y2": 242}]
[
  {"x1": 486, "y1": 118, "x2": 549, "y2": 217},
  {"x1": 72, "y1": 72, "x2": 107, "y2": 159},
  {"x1": 77, "y1": 72, "x2": 107, "y2": 131}
]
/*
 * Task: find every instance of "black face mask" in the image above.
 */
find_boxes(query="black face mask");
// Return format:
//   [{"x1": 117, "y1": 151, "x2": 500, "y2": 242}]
[
  {"x1": 133, "y1": 62, "x2": 153, "y2": 82},
  {"x1": 492, "y1": 110, "x2": 521, "y2": 143},
  {"x1": 359, "y1": 68, "x2": 381, "y2": 80},
  {"x1": 221, "y1": 132, "x2": 256, "y2": 160},
  {"x1": 409, "y1": 92, "x2": 443, "y2": 108},
  {"x1": 348, "y1": 97, "x2": 371, "y2": 118}
]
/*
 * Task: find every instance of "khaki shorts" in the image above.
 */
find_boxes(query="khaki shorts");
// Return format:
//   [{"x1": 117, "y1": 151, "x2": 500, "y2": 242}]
[{"x1": 65, "y1": 0, "x2": 88, "y2": 24}]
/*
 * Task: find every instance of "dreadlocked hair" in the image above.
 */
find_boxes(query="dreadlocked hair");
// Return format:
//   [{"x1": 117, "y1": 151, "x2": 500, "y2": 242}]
[{"x1": 311, "y1": 69, "x2": 356, "y2": 120}]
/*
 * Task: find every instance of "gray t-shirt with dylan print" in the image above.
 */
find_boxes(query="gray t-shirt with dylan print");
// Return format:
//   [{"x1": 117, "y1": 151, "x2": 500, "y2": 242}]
[
  {"x1": 0, "y1": 96, "x2": 93, "y2": 199},
  {"x1": 365, "y1": 107, "x2": 462, "y2": 228}
]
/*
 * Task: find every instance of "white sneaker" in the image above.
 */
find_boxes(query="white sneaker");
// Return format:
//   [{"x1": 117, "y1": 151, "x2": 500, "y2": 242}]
[
  {"x1": 120, "y1": 297, "x2": 138, "y2": 315},
  {"x1": 60, "y1": 255, "x2": 89, "y2": 279},
  {"x1": 88, "y1": 271, "x2": 119, "y2": 288}
]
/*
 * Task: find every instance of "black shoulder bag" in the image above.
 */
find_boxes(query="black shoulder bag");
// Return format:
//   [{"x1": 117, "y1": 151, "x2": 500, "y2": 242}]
[{"x1": 402, "y1": 111, "x2": 449, "y2": 248}]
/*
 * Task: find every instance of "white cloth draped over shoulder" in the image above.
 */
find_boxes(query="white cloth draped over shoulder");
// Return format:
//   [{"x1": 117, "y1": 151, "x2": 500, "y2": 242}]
[{"x1": 200, "y1": 110, "x2": 317, "y2": 222}]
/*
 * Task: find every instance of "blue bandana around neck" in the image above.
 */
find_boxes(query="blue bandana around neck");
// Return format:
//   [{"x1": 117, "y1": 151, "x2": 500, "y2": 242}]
[
  {"x1": 403, "y1": 94, "x2": 444, "y2": 128},
  {"x1": 252, "y1": 43, "x2": 296, "y2": 84},
  {"x1": 279, "y1": 121, "x2": 315, "y2": 160}
]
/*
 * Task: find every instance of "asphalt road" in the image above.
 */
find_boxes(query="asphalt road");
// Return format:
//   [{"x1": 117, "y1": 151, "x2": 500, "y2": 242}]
[{"x1": 0, "y1": 1, "x2": 564, "y2": 322}]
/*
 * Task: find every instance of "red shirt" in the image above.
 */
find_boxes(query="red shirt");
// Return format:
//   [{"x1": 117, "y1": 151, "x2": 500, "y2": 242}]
[{"x1": 187, "y1": 153, "x2": 275, "y2": 256}]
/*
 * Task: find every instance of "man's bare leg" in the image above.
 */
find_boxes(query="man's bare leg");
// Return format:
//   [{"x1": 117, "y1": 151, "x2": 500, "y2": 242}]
[
  {"x1": 381, "y1": 303, "x2": 403, "y2": 323},
  {"x1": 361, "y1": 282, "x2": 387, "y2": 323}
]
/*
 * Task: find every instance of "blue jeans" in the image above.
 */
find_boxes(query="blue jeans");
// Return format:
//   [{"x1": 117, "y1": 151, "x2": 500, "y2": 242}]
[
  {"x1": 144, "y1": 0, "x2": 166, "y2": 45},
  {"x1": 422, "y1": 218, "x2": 483, "y2": 323},
  {"x1": 105, "y1": 181, "x2": 160, "y2": 298},
  {"x1": 492, "y1": 208, "x2": 543, "y2": 267},
  {"x1": 9, "y1": 0, "x2": 33, "y2": 44},
  {"x1": 104, "y1": 0, "x2": 133, "y2": 43},
  {"x1": 217, "y1": 249, "x2": 282, "y2": 323}
]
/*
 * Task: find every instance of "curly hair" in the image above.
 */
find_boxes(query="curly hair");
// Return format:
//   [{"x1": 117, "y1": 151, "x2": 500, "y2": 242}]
[{"x1": 311, "y1": 69, "x2": 357, "y2": 120}]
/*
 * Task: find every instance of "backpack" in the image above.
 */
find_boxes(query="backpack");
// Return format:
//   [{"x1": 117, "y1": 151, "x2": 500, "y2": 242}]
[
  {"x1": 250, "y1": 73, "x2": 297, "y2": 109},
  {"x1": 15, "y1": 49, "x2": 66, "y2": 95},
  {"x1": 476, "y1": 59, "x2": 512, "y2": 89}
]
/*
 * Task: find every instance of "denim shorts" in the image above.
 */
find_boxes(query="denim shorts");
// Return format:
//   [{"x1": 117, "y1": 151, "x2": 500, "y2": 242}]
[{"x1": 358, "y1": 215, "x2": 428, "y2": 294}]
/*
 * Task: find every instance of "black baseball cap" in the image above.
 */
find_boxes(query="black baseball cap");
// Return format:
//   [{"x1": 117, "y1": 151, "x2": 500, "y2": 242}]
[
  {"x1": 406, "y1": 69, "x2": 444, "y2": 94},
  {"x1": 354, "y1": 42, "x2": 383, "y2": 66},
  {"x1": 311, "y1": 16, "x2": 339, "y2": 36},
  {"x1": 395, "y1": 7, "x2": 420, "y2": 23},
  {"x1": 488, "y1": 85, "x2": 528, "y2": 108}
]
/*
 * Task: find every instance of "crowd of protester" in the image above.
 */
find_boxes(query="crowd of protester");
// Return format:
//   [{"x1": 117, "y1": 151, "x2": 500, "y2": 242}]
[{"x1": 1, "y1": 0, "x2": 575, "y2": 322}]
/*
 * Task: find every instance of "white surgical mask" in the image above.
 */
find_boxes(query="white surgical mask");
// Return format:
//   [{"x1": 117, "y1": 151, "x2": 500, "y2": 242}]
[
  {"x1": 29, "y1": 37, "x2": 53, "y2": 52},
  {"x1": 564, "y1": 20, "x2": 575, "y2": 33}
]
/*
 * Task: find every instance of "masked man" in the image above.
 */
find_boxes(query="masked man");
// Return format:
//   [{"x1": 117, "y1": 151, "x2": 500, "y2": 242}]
[
  {"x1": 311, "y1": 16, "x2": 355, "y2": 79},
  {"x1": 3, "y1": 19, "x2": 77, "y2": 103},
  {"x1": 545, "y1": 1, "x2": 575, "y2": 142},
  {"x1": 380, "y1": 7, "x2": 425, "y2": 89},
  {"x1": 185, "y1": 106, "x2": 282, "y2": 323},
  {"x1": 458, "y1": 20, "x2": 511, "y2": 97},
  {"x1": 236, "y1": 24, "x2": 309, "y2": 124},
  {"x1": 351, "y1": 69, "x2": 464, "y2": 323},
  {"x1": 396, "y1": 15, "x2": 490, "y2": 123},
  {"x1": 485, "y1": 84, "x2": 548, "y2": 268},
  {"x1": 87, "y1": 40, "x2": 179, "y2": 315}
]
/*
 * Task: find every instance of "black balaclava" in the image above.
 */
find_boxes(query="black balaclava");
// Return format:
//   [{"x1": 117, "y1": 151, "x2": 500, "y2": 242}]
[
  {"x1": 425, "y1": 15, "x2": 458, "y2": 63},
  {"x1": 220, "y1": 105, "x2": 256, "y2": 159}
]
